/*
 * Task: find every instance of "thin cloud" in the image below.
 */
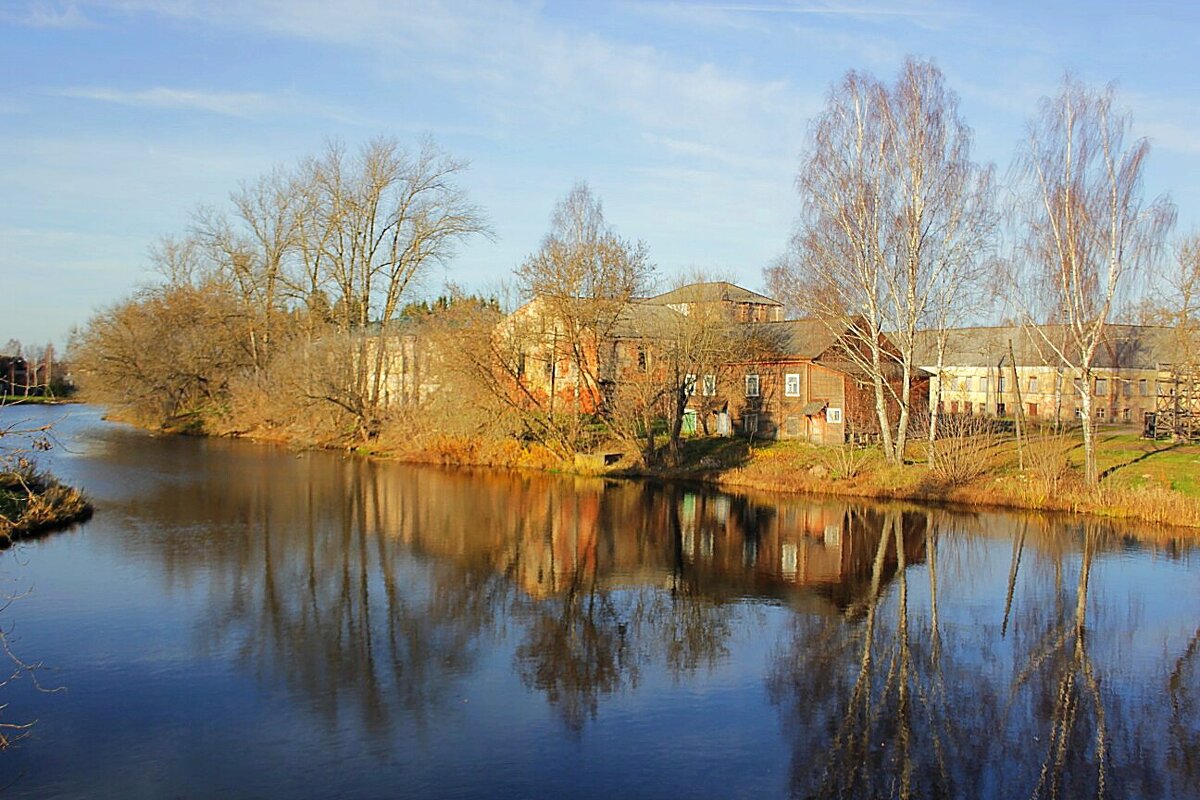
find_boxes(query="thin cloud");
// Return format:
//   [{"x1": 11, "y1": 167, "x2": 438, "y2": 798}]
[
  {"x1": 637, "y1": 1, "x2": 961, "y2": 21},
  {"x1": 54, "y1": 86, "x2": 275, "y2": 117},
  {"x1": 1, "y1": 2, "x2": 96, "y2": 28}
]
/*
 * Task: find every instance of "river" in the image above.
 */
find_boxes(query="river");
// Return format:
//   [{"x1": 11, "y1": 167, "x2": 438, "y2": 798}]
[{"x1": 0, "y1": 405, "x2": 1198, "y2": 799}]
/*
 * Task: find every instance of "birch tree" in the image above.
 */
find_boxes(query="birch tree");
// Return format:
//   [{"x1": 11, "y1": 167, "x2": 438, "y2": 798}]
[
  {"x1": 777, "y1": 58, "x2": 995, "y2": 463},
  {"x1": 1013, "y1": 77, "x2": 1174, "y2": 482}
]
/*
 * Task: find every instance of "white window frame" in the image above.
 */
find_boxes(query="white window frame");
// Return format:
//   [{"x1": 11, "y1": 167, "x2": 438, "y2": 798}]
[
  {"x1": 784, "y1": 373, "x2": 801, "y2": 397},
  {"x1": 745, "y1": 374, "x2": 760, "y2": 398},
  {"x1": 825, "y1": 407, "x2": 843, "y2": 424},
  {"x1": 744, "y1": 412, "x2": 759, "y2": 433},
  {"x1": 701, "y1": 374, "x2": 717, "y2": 397},
  {"x1": 684, "y1": 373, "x2": 697, "y2": 396}
]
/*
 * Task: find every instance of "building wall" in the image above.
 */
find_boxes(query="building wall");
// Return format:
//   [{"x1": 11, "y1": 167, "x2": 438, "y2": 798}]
[
  {"x1": 930, "y1": 365, "x2": 1159, "y2": 424},
  {"x1": 725, "y1": 360, "x2": 849, "y2": 445}
]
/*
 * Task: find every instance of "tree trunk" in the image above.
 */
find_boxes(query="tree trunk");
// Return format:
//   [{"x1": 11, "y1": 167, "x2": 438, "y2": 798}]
[{"x1": 1079, "y1": 374, "x2": 1098, "y2": 484}]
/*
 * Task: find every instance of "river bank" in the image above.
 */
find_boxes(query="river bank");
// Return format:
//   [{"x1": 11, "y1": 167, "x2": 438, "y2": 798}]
[
  {"x1": 106, "y1": 407, "x2": 1200, "y2": 533},
  {"x1": 0, "y1": 469, "x2": 93, "y2": 546},
  {"x1": 365, "y1": 429, "x2": 1200, "y2": 532}
]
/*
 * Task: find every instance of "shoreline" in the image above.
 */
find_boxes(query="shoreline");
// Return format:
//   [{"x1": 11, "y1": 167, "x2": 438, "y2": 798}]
[
  {"x1": 0, "y1": 472, "x2": 94, "y2": 547},
  {"x1": 358, "y1": 434, "x2": 1200, "y2": 534},
  {"x1": 106, "y1": 409, "x2": 1200, "y2": 535}
]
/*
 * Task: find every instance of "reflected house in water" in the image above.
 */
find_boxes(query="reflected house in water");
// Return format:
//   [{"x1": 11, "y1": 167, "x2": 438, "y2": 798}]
[
  {"x1": 375, "y1": 467, "x2": 926, "y2": 613},
  {"x1": 674, "y1": 492, "x2": 927, "y2": 613}
]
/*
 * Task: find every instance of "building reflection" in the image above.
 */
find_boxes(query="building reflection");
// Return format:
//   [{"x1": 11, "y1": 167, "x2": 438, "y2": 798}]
[
  {"x1": 96, "y1": 438, "x2": 1200, "y2": 795},
  {"x1": 108, "y1": 444, "x2": 932, "y2": 733}
]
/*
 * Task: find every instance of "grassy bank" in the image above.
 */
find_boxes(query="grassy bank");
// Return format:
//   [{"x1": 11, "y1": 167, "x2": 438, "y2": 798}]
[
  {"x1": 364, "y1": 426, "x2": 1200, "y2": 531},
  {"x1": 0, "y1": 469, "x2": 93, "y2": 547},
  {"x1": 127, "y1": 403, "x2": 1200, "y2": 533},
  {"x1": 636, "y1": 431, "x2": 1200, "y2": 529},
  {"x1": 0, "y1": 395, "x2": 76, "y2": 405}
]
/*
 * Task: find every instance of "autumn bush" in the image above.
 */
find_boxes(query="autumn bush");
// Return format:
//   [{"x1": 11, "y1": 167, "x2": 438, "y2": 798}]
[
  {"x1": 927, "y1": 414, "x2": 999, "y2": 486},
  {"x1": 0, "y1": 467, "x2": 92, "y2": 545}
]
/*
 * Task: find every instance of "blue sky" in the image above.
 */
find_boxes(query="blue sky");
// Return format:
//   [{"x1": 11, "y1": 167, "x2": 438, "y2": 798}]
[{"x1": 3, "y1": 0, "x2": 1200, "y2": 348}]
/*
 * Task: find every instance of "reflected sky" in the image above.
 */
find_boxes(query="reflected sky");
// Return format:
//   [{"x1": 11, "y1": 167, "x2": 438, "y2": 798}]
[{"x1": 1, "y1": 406, "x2": 1198, "y2": 799}]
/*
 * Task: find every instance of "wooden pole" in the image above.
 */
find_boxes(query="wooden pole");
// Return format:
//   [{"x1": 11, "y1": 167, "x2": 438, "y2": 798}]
[{"x1": 1009, "y1": 339, "x2": 1026, "y2": 472}]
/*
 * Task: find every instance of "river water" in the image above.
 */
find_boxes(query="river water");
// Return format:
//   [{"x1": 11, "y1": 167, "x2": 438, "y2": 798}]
[{"x1": 0, "y1": 405, "x2": 1198, "y2": 799}]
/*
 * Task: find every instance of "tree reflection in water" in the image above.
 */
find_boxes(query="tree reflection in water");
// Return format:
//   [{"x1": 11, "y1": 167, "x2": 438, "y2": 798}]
[
  {"x1": 768, "y1": 512, "x2": 1200, "y2": 800},
  {"x1": 106, "y1": 443, "x2": 1200, "y2": 796}
]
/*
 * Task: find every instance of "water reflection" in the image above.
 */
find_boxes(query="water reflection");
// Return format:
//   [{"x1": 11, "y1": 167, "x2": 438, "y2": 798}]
[
  {"x1": 5, "y1": 407, "x2": 1200, "y2": 799},
  {"x1": 768, "y1": 514, "x2": 1200, "y2": 799},
  {"x1": 102, "y1": 442, "x2": 928, "y2": 734}
]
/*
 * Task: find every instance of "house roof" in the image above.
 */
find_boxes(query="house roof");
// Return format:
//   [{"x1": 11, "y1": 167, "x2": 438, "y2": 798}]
[
  {"x1": 743, "y1": 318, "x2": 849, "y2": 360},
  {"x1": 609, "y1": 301, "x2": 686, "y2": 338},
  {"x1": 647, "y1": 281, "x2": 782, "y2": 307},
  {"x1": 913, "y1": 324, "x2": 1184, "y2": 370}
]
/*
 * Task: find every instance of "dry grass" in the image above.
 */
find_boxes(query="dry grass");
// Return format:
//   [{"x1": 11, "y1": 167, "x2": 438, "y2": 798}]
[
  {"x1": 378, "y1": 432, "x2": 564, "y2": 471},
  {"x1": 927, "y1": 415, "x2": 1002, "y2": 486},
  {"x1": 0, "y1": 469, "x2": 93, "y2": 546}
]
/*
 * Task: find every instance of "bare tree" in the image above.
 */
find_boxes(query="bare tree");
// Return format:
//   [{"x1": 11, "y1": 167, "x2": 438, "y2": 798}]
[
  {"x1": 302, "y1": 137, "x2": 488, "y2": 439},
  {"x1": 1012, "y1": 77, "x2": 1174, "y2": 483},
  {"x1": 511, "y1": 183, "x2": 654, "y2": 449},
  {"x1": 777, "y1": 58, "x2": 995, "y2": 463},
  {"x1": 192, "y1": 167, "x2": 306, "y2": 374}
]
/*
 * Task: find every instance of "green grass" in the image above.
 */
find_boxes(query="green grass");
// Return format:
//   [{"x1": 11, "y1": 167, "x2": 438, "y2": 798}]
[{"x1": 1095, "y1": 434, "x2": 1200, "y2": 497}]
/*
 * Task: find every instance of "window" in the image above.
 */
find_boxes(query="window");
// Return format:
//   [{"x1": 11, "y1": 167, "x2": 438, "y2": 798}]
[
  {"x1": 636, "y1": 346, "x2": 648, "y2": 371},
  {"x1": 1028, "y1": 376, "x2": 1038, "y2": 394},
  {"x1": 702, "y1": 374, "x2": 717, "y2": 397},
  {"x1": 785, "y1": 416, "x2": 802, "y2": 436},
  {"x1": 950, "y1": 401, "x2": 959, "y2": 414},
  {"x1": 1097, "y1": 407, "x2": 1107, "y2": 420},
  {"x1": 1028, "y1": 402, "x2": 1038, "y2": 417},
  {"x1": 998, "y1": 376, "x2": 1007, "y2": 393},
  {"x1": 781, "y1": 542, "x2": 798, "y2": 579},
  {"x1": 997, "y1": 402, "x2": 1006, "y2": 416},
  {"x1": 979, "y1": 376, "x2": 989, "y2": 393},
  {"x1": 684, "y1": 373, "x2": 697, "y2": 396},
  {"x1": 826, "y1": 407, "x2": 843, "y2": 424},
  {"x1": 743, "y1": 538, "x2": 757, "y2": 567},
  {"x1": 960, "y1": 377, "x2": 971, "y2": 392},
  {"x1": 784, "y1": 373, "x2": 801, "y2": 397},
  {"x1": 744, "y1": 413, "x2": 759, "y2": 433},
  {"x1": 965, "y1": 401, "x2": 973, "y2": 414},
  {"x1": 1095, "y1": 378, "x2": 1108, "y2": 396},
  {"x1": 745, "y1": 374, "x2": 760, "y2": 397},
  {"x1": 1123, "y1": 381, "x2": 1132, "y2": 397},
  {"x1": 1122, "y1": 408, "x2": 1131, "y2": 422},
  {"x1": 1139, "y1": 379, "x2": 1149, "y2": 396}
]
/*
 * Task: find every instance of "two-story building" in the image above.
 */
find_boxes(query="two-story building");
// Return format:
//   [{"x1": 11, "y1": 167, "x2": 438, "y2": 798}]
[{"x1": 916, "y1": 324, "x2": 1177, "y2": 426}]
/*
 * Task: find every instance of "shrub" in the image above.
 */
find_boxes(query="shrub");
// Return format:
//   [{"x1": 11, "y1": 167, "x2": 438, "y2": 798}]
[{"x1": 927, "y1": 414, "x2": 997, "y2": 485}]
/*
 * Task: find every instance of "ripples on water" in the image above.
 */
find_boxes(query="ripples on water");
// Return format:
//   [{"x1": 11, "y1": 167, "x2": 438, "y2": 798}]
[{"x1": 0, "y1": 405, "x2": 1198, "y2": 799}]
